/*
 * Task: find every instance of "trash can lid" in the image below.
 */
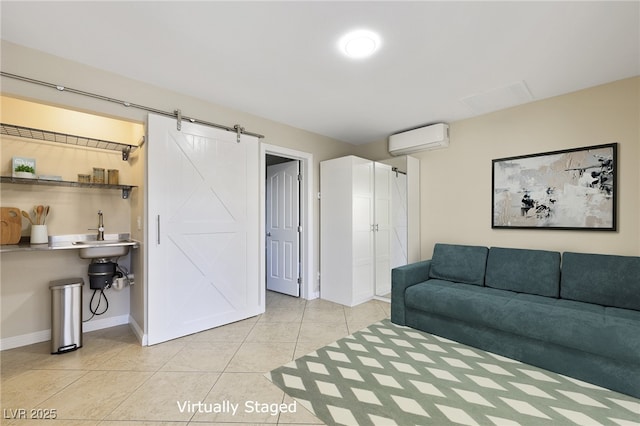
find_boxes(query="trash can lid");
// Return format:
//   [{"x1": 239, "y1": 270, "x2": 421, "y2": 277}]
[{"x1": 49, "y1": 277, "x2": 84, "y2": 289}]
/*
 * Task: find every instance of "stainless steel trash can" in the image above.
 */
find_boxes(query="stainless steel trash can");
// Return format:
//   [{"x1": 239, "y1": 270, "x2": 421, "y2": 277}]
[{"x1": 50, "y1": 278, "x2": 83, "y2": 354}]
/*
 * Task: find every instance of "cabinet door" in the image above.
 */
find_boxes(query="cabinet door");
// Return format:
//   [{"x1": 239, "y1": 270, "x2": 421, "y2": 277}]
[
  {"x1": 352, "y1": 159, "x2": 374, "y2": 304},
  {"x1": 374, "y1": 163, "x2": 393, "y2": 296},
  {"x1": 147, "y1": 114, "x2": 262, "y2": 345}
]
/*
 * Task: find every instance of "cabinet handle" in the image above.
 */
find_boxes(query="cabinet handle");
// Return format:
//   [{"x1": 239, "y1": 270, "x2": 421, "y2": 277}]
[
  {"x1": 375, "y1": 224, "x2": 379, "y2": 232},
  {"x1": 157, "y1": 215, "x2": 161, "y2": 245}
]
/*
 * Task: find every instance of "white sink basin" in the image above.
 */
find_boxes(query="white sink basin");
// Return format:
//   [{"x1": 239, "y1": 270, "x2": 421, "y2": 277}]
[{"x1": 72, "y1": 239, "x2": 136, "y2": 259}]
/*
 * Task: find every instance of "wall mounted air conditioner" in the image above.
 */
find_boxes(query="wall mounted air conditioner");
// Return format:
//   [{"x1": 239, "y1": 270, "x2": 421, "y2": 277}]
[{"x1": 388, "y1": 123, "x2": 449, "y2": 156}]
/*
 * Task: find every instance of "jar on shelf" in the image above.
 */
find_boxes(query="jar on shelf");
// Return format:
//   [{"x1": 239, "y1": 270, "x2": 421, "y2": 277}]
[
  {"x1": 78, "y1": 174, "x2": 91, "y2": 183},
  {"x1": 92, "y1": 168, "x2": 105, "y2": 184},
  {"x1": 107, "y1": 169, "x2": 119, "y2": 185}
]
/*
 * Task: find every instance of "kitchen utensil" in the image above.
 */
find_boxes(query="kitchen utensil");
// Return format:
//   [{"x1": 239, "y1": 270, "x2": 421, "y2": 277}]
[
  {"x1": 43, "y1": 205, "x2": 50, "y2": 224},
  {"x1": 1, "y1": 207, "x2": 22, "y2": 244},
  {"x1": 21, "y1": 210, "x2": 34, "y2": 225},
  {"x1": 35, "y1": 205, "x2": 44, "y2": 225}
]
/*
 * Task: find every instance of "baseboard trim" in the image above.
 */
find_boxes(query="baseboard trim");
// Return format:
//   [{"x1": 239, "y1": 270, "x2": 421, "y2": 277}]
[
  {"x1": 0, "y1": 314, "x2": 130, "y2": 351},
  {"x1": 128, "y1": 315, "x2": 147, "y2": 346},
  {"x1": 83, "y1": 314, "x2": 130, "y2": 333},
  {"x1": 0, "y1": 330, "x2": 51, "y2": 351}
]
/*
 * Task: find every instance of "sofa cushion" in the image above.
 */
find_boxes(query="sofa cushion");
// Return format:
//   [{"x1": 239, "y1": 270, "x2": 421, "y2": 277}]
[
  {"x1": 405, "y1": 281, "x2": 640, "y2": 365},
  {"x1": 405, "y1": 279, "x2": 514, "y2": 327},
  {"x1": 428, "y1": 243, "x2": 488, "y2": 286},
  {"x1": 561, "y1": 252, "x2": 640, "y2": 311},
  {"x1": 486, "y1": 247, "x2": 560, "y2": 297},
  {"x1": 504, "y1": 295, "x2": 640, "y2": 364}
]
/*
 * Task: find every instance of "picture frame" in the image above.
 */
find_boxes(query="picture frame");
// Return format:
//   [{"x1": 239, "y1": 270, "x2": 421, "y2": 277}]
[
  {"x1": 492, "y1": 143, "x2": 617, "y2": 230},
  {"x1": 12, "y1": 156, "x2": 37, "y2": 178}
]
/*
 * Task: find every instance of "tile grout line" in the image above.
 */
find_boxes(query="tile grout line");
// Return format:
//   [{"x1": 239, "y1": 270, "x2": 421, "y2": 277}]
[
  {"x1": 2, "y1": 293, "x2": 386, "y2": 425},
  {"x1": 290, "y1": 298, "x2": 309, "y2": 362}
]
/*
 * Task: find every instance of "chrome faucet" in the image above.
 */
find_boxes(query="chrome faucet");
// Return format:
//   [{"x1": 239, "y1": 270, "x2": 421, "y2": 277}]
[{"x1": 89, "y1": 210, "x2": 105, "y2": 241}]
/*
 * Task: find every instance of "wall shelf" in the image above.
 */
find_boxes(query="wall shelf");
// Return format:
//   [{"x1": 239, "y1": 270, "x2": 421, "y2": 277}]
[
  {"x1": 1, "y1": 123, "x2": 140, "y2": 160},
  {"x1": 1, "y1": 176, "x2": 136, "y2": 199}
]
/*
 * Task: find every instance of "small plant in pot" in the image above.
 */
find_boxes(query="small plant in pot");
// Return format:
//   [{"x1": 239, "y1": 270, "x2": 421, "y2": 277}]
[{"x1": 14, "y1": 164, "x2": 36, "y2": 178}]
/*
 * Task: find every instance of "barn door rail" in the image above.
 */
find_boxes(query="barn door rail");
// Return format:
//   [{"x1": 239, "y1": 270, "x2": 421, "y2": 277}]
[{"x1": 1, "y1": 71, "x2": 264, "y2": 140}]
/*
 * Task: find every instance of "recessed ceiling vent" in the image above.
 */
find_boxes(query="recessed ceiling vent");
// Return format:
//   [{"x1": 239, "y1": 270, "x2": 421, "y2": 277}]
[
  {"x1": 461, "y1": 80, "x2": 534, "y2": 115},
  {"x1": 388, "y1": 123, "x2": 449, "y2": 156}
]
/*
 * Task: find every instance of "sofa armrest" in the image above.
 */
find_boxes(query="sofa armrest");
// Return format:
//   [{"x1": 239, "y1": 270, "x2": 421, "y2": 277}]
[{"x1": 391, "y1": 260, "x2": 432, "y2": 325}]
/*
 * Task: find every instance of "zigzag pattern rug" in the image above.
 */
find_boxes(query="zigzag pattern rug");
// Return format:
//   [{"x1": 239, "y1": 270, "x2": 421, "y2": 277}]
[{"x1": 266, "y1": 319, "x2": 640, "y2": 426}]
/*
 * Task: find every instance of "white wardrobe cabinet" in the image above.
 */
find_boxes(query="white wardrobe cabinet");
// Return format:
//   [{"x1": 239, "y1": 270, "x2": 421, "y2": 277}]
[{"x1": 320, "y1": 156, "x2": 393, "y2": 307}]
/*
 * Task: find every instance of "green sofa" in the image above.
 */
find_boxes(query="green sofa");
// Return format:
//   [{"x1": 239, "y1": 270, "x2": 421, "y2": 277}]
[{"x1": 391, "y1": 243, "x2": 640, "y2": 398}]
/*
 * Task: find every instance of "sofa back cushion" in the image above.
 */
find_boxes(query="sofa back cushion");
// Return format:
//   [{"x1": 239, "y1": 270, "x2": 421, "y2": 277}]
[
  {"x1": 485, "y1": 247, "x2": 560, "y2": 297},
  {"x1": 561, "y1": 252, "x2": 640, "y2": 311},
  {"x1": 429, "y1": 243, "x2": 488, "y2": 286}
]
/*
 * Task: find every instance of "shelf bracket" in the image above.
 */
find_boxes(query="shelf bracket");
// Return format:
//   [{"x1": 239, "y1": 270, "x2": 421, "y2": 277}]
[
  {"x1": 122, "y1": 145, "x2": 132, "y2": 161},
  {"x1": 121, "y1": 187, "x2": 132, "y2": 199}
]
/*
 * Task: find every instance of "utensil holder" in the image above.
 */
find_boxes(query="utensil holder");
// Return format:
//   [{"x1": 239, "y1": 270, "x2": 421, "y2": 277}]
[{"x1": 31, "y1": 225, "x2": 48, "y2": 244}]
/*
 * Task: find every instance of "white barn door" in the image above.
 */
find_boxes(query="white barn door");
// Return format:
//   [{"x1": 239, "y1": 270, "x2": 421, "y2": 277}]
[{"x1": 147, "y1": 114, "x2": 262, "y2": 345}]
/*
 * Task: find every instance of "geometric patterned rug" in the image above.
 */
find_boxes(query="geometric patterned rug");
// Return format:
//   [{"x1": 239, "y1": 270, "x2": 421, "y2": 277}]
[{"x1": 267, "y1": 320, "x2": 640, "y2": 426}]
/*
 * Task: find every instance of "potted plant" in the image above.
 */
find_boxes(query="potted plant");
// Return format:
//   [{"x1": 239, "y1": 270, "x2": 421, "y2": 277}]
[{"x1": 14, "y1": 164, "x2": 36, "y2": 179}]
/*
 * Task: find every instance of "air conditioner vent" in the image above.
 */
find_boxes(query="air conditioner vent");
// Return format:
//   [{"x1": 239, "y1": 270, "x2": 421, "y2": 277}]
[{"x1": 388, "y1": 123, "x2": 449, "y2": 156}]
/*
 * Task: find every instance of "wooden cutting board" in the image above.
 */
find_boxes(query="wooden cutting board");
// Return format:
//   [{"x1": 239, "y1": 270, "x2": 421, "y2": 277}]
[{"x1": 1, "y1": 207, "x2": 22, "y2": 245}]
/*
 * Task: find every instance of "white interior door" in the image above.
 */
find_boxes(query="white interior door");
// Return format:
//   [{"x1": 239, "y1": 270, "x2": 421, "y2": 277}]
[
  {"x1": 147, "y1": 114, "x2": 262, "y2": 345},
  {"x1": 266, "y1": 161, "x2": 300, "y2": 297}
]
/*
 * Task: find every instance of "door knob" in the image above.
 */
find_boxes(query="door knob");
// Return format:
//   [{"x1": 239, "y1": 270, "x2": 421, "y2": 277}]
[{"x1": 267, "y1": 232, "x2": 272, "y2": 237}]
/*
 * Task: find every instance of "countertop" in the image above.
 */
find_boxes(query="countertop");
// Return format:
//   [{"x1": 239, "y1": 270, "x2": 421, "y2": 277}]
[{"x1": 0, "y1": 233, "x2": 139, "y2": 253}]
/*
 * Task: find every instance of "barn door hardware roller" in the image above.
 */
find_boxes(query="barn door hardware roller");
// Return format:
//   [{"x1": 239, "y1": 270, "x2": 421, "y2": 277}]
[
  {"x1": 234, "y1": 124, "x2": 245, "y2": 143},
  {"x1": 175, "y1": 109, "x2": 182, "y2": 131}
]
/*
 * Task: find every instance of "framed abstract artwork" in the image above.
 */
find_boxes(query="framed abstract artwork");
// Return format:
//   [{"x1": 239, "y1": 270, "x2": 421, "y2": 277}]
[{"x1": 492, "y1": 143, "x2": 617, "y2": 230}]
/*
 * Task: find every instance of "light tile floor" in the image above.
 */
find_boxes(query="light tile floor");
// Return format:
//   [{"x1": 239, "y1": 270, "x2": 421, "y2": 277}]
[{"x1": 1, "y1": 291, "x2": 390, "y2": 425}]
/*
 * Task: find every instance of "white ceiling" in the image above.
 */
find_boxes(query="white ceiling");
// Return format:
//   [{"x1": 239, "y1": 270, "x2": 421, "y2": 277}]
[{"x1": 1, "y1": 1, "x2": 639, "y2": 145}]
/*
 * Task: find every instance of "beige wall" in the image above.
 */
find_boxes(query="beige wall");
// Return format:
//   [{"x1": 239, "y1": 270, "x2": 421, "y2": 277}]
[
  {"x1": 2, "y1": 39, "x2": 638, "y2": 345},
  {"x1": 361, "y1": 77, "x2": 640, "y2": 258},
  {"x1": 1, "y1": 41, "x2": 356, "y2": 344}
]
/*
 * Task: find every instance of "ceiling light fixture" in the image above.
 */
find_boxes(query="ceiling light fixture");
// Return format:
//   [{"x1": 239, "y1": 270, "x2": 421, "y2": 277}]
[{"x1": 338, "y1": 29, "x2": 381, "y2": 59}]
